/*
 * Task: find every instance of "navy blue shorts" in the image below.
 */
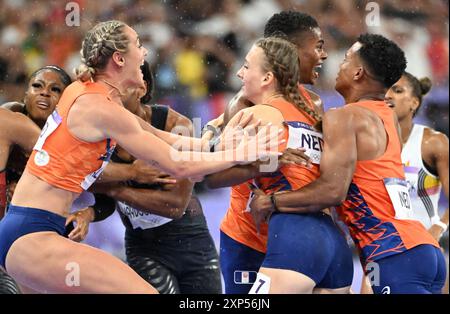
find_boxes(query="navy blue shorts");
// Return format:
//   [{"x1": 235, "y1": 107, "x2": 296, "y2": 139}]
[
  {"x1": 0, "y1": 205, "x2": 66, "y2": 270},
  {"x1": 220, "y1": 231, "x2": 265, "y2": 294},
  {"x1": 369, "y1": 244, "x2": 446, "y2": 294},
  {"x1": 262, "y1": 212, "x2": 354, "y2": 289}
]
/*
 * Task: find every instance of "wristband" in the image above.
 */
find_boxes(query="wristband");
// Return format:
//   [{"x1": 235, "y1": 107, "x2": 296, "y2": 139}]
[
  {"x1": 431, "y1": 216, "x2": 448, "y2": 232},
  {"x1": 92, "y1": 193, "x2": 116, "y2": 222},
  {"x1": 209, "y1": 136, "x2": 221, "y2": 152},
  {"x1": 270, "y1": 193, "x2": 279, "y2": 212},
  {"x1": 202, "y1": 124, "x2": 219, "y2": 137}
]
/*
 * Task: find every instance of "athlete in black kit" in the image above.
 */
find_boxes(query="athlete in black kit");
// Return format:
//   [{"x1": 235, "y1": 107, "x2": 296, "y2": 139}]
[{"x1": 71, "y1": 61, "x2": 222, "y2": 294}]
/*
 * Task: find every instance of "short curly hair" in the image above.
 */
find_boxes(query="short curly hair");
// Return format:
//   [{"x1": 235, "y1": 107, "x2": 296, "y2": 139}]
[
  {"x1": 357, "y1": 34, "x2": 407, "y2": 88},
  {"x1": 263, "y1": 11, "x2": 319, "y2": 40}
]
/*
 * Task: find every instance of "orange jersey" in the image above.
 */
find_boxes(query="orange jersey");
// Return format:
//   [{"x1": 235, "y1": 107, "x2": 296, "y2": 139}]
[
  {"x1": 221, "y1": 95, "x2": 322, "y2": 253},
  {"x1": 27, "y1": 81, "x2": 116, "y2": 193},
  {"x1": 335, "y1": 101, "x2": 439, "y2": 264},
  {"x1": 221, "y1": 182, "x2": 268, "y2": 253}
]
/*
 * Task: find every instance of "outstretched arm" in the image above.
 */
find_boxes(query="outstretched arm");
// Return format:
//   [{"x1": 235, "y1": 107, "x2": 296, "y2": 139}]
[
  {"x1": 250, "y1": 108, "x2": 357, "y2": 218},
  {"x1": 103, "y1": 115, "x2": 195, "y2": 218},
  {"x1": 69, "y1": 95, "x2": 258, "y2": 179},
  {"x1": 426, "y1": 131, "x2": 449, "y2": 240},
  {"x1": 273, "y1": 108, "x2": 356, "y2": 211}
]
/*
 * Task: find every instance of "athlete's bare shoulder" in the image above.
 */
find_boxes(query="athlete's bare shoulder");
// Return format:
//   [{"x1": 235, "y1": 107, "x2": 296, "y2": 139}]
[
  {"x1": 0, "y1": 107, "x2": 41, "y2": 153},
  {"x1": 1, "y1": 101, "x2": 25, "y2": 112},
  {"x1": 303, "y1": 87, "x2": 324, "y2": 114},
  {"x1": 422, "y1": 127, "x2": 449, "y2": 161},
  {"x1": 0, "y1": 107, "x2": 36, "y2": 129},
  {"x1": 323, "y1": 106, "x2": 357, "y2": 129}
]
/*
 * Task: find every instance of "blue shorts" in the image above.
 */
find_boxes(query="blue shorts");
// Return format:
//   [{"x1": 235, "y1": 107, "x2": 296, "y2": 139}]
[
  {"x1": 220, "y1": 231, "x2": 265, "y2": 294},
  {"x1": 0, "y1": 205, "x2": 66, "y2": 270},
  {"x1": 262, "y1": 212, "x2": 354, "y2": 289},
  {"x1": 369, "y1": 244, "x2": 446, "y2": 294}
]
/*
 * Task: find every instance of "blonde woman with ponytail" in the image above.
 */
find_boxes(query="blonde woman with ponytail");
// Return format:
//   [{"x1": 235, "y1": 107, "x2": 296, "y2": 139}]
[{"x1": 0, "y1": 20, "x2": 280, "y2": 293}]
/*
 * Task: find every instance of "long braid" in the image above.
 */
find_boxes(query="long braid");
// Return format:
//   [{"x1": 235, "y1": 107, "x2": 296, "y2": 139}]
[
  {"x1": 75, "y1": 20, "x2": 129, "y2": 81},
  {"x1": 256, "y1": 37, "x2": 322, "y2": 131},
  {"x1": 285, "y1": 80, "x2": 323, "y2": 131}
]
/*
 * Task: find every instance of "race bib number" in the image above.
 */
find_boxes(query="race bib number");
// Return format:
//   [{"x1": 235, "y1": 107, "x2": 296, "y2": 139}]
[
  {"x1": 117, "y1": 201, "x2": 172, "y2": 229},
  {"x1": 384, "y1": 178, "x2": 413, "y2": 220},
  {"x1": 249, "y1": 272, "x2": 271, "y2": 294},
  {"x1": 285, "y1": 121, "x2": 323, "y2": 164}
]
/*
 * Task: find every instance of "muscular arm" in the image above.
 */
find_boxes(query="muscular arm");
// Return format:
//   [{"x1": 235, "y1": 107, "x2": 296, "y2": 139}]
[
  {"x1": 97, "y1": 110, "x2": 195, "y2": 218},
  {"x1": 426, "y1": 131, "x2": 449, "y2": 227},
  {"x1": 134, "y1": 114, "x2": 206, "y2": 151},
  {"x1": 1, "y1": 101, "x2": 26, "y2": 112},
  {"x1": 107, "y1": 183, "x2": 191, "y2": 219},
  {"x1": 205, "y1": 163, "x2": 261, "y2": 188},
  {"x1": 68, "y1": 94, "x2": 242, "y2": 179},
  {"x1": 272, "y1": 108, "x2": 357, "y2": 213},
  {"x1": 0, "y1": 108, "x2": 40, "y2": 155},
  {"x1": 97, "y1": 162, "x2": 134, "y2": 183}
]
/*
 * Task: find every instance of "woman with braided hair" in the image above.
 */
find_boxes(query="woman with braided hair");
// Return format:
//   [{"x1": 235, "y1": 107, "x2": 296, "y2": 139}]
[
  {"x1": 227, "y1": 36, "x2": 353, "y2": 294},
  {"x1": 0, "y1": 20, "x2": 280, "y2": 293}
]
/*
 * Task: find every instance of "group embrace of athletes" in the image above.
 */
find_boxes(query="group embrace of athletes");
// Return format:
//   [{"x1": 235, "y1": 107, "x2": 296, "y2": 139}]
[{"x1": 0, "y1": 10, "x2": 448, "y2": 294}]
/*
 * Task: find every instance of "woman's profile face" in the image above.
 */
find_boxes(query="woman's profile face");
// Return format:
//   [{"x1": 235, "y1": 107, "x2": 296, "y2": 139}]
[{"x1": 120, "y1": 26, "x2": 148, "y2": 89}]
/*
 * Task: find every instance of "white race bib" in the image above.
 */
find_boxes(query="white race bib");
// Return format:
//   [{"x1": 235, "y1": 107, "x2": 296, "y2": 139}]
[
  {"x1": 286, "y1": 121, "x2": 323, "y2": 164},
  {"x1": 384, "y1": 178, "x2": 413, "y2": 220},
  {"x1": 33, "y1": 110, "x2": 62, "y2": 166},
  {"x1": 249, "y1": 272, "x2": 271, "y2": 294},
  {"x1": 80, "y1": 141, "x2": 115, "y2": 190},
  {"x1": 116, "y1": 201, "x2": 172, "y2": 229}
]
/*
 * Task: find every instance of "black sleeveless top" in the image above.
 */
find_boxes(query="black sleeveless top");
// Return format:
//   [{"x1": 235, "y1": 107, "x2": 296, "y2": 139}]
[{"x1": 110, "y1": 105, "x2": 208, "y2": 243}]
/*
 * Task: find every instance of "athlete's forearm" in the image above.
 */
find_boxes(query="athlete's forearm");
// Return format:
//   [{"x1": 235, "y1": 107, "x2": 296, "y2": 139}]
[
  {"x1": 205, "y1": 163, "x2": 261, "y2": 189},
  {"x1": 170, "y1": 150, "x2": 239, "y2": 178},
  {"x1": 135, "y1": 114, "x2": 205, "y2": 151},
  {"x1": 274, "y1": 177, "x2": 347, "y2": 213},
  {"x1": 441, "y1": 209, "x2": 449, "y2": 226},
  {"x1": 98, "y1": 162, "x2": 134, "y2": 183},
  {"x1": 152, "y1": 126, "x2": 205, "y2": 151},
  {"x1": 108, "y1": 186, "x2": 189, "y2": 219}
]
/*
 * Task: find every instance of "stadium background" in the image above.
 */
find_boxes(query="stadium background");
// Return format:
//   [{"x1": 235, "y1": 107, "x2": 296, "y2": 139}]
[{"x1": 0, "y1": 0, "x2": 448, "y2": 292}]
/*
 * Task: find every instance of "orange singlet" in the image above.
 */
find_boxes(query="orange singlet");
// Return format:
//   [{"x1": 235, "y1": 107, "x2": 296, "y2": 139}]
[
  {"x1": 27, "y1": 81, "x2": 116, "y2": 193},
  {"x1": 221, "y1": 91, "x2": 321, "y2": 253},
  {"x1": 335, "y1": 101, "x2": 439, "y2": 265}
]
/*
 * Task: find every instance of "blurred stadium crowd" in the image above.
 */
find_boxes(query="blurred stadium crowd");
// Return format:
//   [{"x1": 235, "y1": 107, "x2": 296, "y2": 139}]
[
  {"x1": 0, "y1": 0, "x2": 448, "y2": 133},
  {"x1": 0, "y1": 1, "x2": 448, "y2": 291}
]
